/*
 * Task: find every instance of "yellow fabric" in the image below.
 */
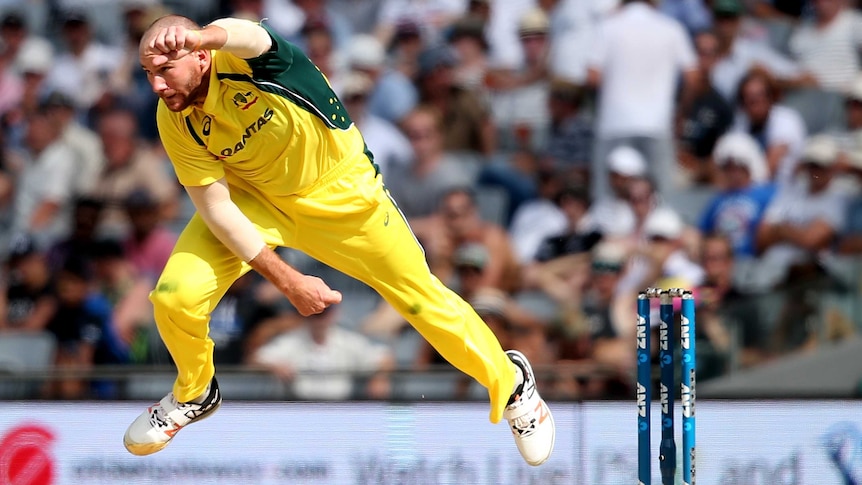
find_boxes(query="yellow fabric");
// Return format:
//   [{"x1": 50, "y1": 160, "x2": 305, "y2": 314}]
[
  {"x1": 152, "y1": 26, "x2": 515, "y2": 422},
  {"x1": 157, "y1": 49, "x2": 366, "y2": 194},
  {"x1": 152, "y1": 153, "x2": 515, "y2": 423}
]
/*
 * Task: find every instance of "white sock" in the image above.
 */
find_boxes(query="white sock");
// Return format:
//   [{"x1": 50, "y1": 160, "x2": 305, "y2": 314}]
[{"x1": 188, "y1": 384, "x2": 210, "y2": 404}]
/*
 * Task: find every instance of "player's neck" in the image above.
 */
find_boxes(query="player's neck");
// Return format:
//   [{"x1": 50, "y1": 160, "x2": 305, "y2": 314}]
[{"x1": 191, "y1": 65, "x2": 213, "y2": 108}]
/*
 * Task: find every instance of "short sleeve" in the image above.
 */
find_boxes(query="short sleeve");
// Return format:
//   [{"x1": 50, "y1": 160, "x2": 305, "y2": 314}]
[
  {"x1": 586, "y1": 21, "x2": 607, "y2": 70},
  {"x1": 244, "y1": 22, "x2": 296, "y2": 80},
  {"x1": 157, "y1": 102, "x2": 224, "y2": 187},
  {"x1": 673, "y1": 23, "x2": 697, "y2": 72},
  {"x1": 768, "y1": 108, "x2": 806, "y2": 147}
]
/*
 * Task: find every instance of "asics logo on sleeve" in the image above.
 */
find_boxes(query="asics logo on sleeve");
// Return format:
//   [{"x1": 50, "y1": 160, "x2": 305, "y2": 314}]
[{"x1": 219, "y1": 107, "x2": 275, "y2": 158}]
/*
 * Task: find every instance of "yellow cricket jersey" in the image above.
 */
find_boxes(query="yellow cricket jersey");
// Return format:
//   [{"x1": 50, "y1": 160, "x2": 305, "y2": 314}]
[{"x1": 157, "y1": 23, "x2": 375, "y2": 197}]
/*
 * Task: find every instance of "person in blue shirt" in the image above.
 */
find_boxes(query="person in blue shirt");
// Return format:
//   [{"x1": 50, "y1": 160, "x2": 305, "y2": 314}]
[{"x1": 700, "y1": 132, "x2": 776, "y2": 257}]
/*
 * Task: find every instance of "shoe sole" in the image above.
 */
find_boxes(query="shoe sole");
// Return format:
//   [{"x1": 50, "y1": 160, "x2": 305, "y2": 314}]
[
  {"x1": 506, "y1": 350, "x2": 556, "y2": 467},
  {"x1": 123, "y1": 400, "x2": 222, "y2": 456}
]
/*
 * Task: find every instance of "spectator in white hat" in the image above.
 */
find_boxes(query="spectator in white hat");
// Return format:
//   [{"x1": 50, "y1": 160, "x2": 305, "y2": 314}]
[
  {"x1": 339, "y1": 71, "x2": 412, "y2": 177},
  {"x1": 579, "y1": 146, "x2": 648, "y2": 239},
  {"x1": 754, "y1": 134, "x2": 847, "y2": 289},
  {"x1": 618, "y1": 206, "x2": 705, "y2": 298},
  {"x1": 487, "y1": 8, "x2": 552, "y2": 152},
  {"x1": 700, "y1": 132, "x2": 777, "y2": 257},
  {"x1": 0, "y1": 12, "x2": 53, "y2": 79},
  {"x1": 4, "y1": 39, "x2": 53, "y2": 137}
]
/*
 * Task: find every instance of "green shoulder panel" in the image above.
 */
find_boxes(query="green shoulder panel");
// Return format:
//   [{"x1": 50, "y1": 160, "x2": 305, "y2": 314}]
[{"x1": 241, "y1": 22, "x2": 353, "y2": 130}]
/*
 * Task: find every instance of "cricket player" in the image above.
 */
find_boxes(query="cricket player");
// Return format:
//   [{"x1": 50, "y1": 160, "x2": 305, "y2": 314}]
[{"x1": 124, "y1": 15, "x2": 555, "y2": 465}]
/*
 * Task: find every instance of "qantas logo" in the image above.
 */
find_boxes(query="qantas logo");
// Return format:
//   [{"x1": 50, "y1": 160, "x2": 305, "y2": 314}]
[{"x1": 219, "y1": 107, "x2": 275, "y2": 158}]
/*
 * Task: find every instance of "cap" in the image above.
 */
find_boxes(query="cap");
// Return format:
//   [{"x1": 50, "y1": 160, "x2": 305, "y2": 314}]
[
  {"x1": 417, "y1": 45, "x2": 458, "y2": 76},
  {"x1": 712, "y1": 0, "x2": 743, "y2": 16},
  {"x1": 40, "y1": 91, "x2": 74, "y2": 110},
  {"x1": 1, "y1": 12, "x2": 25, "y2": 29},
  {"x1": 448, "y1": 16, "x2": 487, "y2": 47},
  {"x1": 341, "y1": 71, "x2": 374, "y2": 98},
  {"x1": 394, "y1": 20, "x2": 421, "y2": 40},
  {"x1": 16, "y1": 40, "x2": 54, "y2": 75},
  {"x1": 62, "y1": 9, "x2": 89, "y2": 26},
  {"x1": 301, "y1": 14, "x2": 329, "y2": 35},
  {"x1": 591, "y1": 240, "x2": 628, "y2": 269},
  {"x1": 92, "y1": 238, "x2": 125, "y2": 260},
  {"x1": 348, "y1": 34, "x2": 385, "y2": 70},
  {"x1": 518, "y1": 8, "x2": 550, "y2": 36},
  {"x1": 454, "y1": 243, "x2": 489, "y2": 270},
  {"x1": 6, "y1": 234, "x2": 38, "y2": 263},
  {"x1": 59, "y1": 255, "x2": 92, "y2": 281},
  {"x1": 643, "y1": 208, "x2": 684, "y2": 240},
  {"x1": 124, "y1": 187, "x2": 158, "y2": 209},
  {"x1": 801, "y1": 134, "x2": 838, "y2": 167},
  {"x1": 712, "y1": 132, "x2": 768, "y2": 183},
  {"x1": 607, "y1": 146, "x2": 647, "y2": 177}
]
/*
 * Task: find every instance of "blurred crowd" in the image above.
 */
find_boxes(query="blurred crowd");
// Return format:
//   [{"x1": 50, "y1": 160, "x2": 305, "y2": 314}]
[{"x1": 3, "y1": 0, "x2": 862, "y2": 401}]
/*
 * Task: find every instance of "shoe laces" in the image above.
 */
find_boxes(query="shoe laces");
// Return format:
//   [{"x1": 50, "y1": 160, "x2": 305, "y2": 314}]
[
  {"x1": 148, "y1": 403, "x2": 174, "y2": 430},
  {"x1": 510, "y1": 413, "x2": 535, "y2": 432}
]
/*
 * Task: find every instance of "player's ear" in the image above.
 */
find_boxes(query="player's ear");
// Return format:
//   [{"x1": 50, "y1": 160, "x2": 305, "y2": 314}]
[{"x1": 194, "y1": 49, "x2": 209, "y2": 69}]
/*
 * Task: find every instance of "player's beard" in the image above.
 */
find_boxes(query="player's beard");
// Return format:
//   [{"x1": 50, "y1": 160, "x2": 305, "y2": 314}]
[{"x1": 162, "y1": 71, "x2": 208, "y2": 112}]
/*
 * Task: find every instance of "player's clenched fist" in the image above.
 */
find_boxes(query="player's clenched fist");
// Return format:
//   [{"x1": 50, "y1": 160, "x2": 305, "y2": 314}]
[{"x1": 145, "y1": 25, "x2": 203, "y2": 66}]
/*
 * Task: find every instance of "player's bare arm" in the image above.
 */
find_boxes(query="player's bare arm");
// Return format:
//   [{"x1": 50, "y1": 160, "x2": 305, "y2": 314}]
[
  {"x1": 185, "y1": 180, "x2": 342, "y2": 316},
  {"x1": 140, "y1": 17, "x2": 272, "y2": 65}
]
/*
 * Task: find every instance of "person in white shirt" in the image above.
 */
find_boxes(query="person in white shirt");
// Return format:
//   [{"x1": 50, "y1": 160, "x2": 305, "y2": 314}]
[
  {"x1": 40, "y1": 92, "x2": 103, "y2": 196},
  {"x1": 508, "y1": 169, "x2": 568, "y2": 264},
  {"x1": 710, "y1": 0, "x2": 814, "y2": 101},
  {"x1": 616, "y1": 207, "x2": 706, "y2": 329},
  {"x1": 586, "y1": 0, "x2": 698, "y2": 200},
  {"x1": 11, "y1": 111, "x2": 78, "y2": 247},
  {"x1": 252, "y1": 306, "x2": 394, "y2": 400},
  {"x1": 339, "y1": 71, "x2": 413, "y2": 177},
  {"x1": 42, "y1": 11, "x2": 122, "y2": 112},
  {"x1": 788, "y1": 0, "x2": 862, "y2": 93},
  {"x1": 732, "y1": 67, "x2": 807, "y2": 186},
  {"x1": 754, "y1": 134, "x2": 847, "y2": 290},
  {"x1": 579, "y1": 145, "x2": 647, "y2": 239}
]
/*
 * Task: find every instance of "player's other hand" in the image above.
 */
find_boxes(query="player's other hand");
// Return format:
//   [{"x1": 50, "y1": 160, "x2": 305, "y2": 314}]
[
  {"x1": 146, "y1": 26, "x2": 202, "y2": 66},
  {"x1": 286, "y1": 274, "x2": 343, "y2": 316}
]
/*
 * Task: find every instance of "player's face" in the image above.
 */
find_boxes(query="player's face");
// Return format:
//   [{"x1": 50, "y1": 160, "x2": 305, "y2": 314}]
[{"x1": 140, "y1": 51, "x2": 208, "y2": 112}]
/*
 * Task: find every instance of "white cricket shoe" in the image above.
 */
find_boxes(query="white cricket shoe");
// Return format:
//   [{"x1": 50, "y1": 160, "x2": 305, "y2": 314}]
[
  {"x1": 503, "y1": 350, "x2": 555, "y2": 466},
  {"x1": 124, "y1": 378, "x2": 222, "y2": 456}
]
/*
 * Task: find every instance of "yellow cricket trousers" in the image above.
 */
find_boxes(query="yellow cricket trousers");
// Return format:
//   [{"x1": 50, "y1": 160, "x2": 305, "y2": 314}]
[{"x1": 150, "y1": 156, "x2": 516, "y2": 423}]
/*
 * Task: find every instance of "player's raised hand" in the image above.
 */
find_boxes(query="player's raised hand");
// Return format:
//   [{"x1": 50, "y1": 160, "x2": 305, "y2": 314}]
[
  {"x1": 285, "y1": 274, "x2": 343, "y2": 316},
  {"x1": 147, "y1": 25, "x2": 203, "y2": 66}
]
